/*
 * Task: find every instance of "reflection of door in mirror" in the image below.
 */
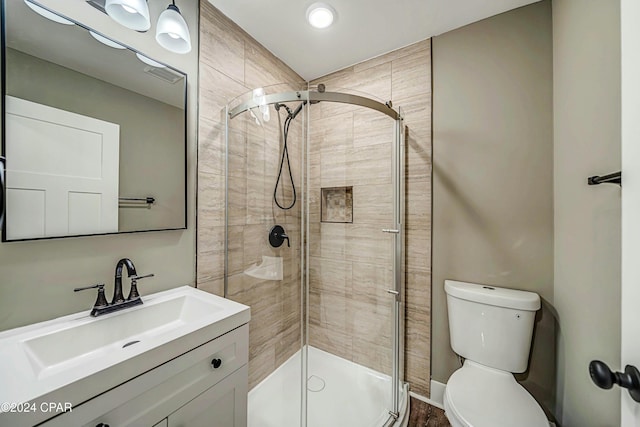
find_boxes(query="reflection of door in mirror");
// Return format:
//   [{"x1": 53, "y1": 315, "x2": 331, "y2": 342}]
[{"x1": 5, "y1": 96, "x2": 119, "y2": 240}]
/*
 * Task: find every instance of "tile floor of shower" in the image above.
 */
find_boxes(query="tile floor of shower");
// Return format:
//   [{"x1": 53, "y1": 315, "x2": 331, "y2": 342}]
[{"x1": 249, "y1": 346, "x2": 403, "y2": 427}]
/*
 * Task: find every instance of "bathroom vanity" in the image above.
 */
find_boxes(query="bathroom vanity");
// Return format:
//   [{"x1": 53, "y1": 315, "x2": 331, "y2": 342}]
[{"x1": 0, "y1": 287, "x2": 250, "y2": 427}]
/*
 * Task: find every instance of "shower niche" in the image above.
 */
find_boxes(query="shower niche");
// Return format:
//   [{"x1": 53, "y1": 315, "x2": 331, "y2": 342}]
[
  {"x1": 321, "y1": 186, "x2": 353, "y2": 223},
  {"x1": 224, "y1": 85, "x2": 406, "y2": 427}
]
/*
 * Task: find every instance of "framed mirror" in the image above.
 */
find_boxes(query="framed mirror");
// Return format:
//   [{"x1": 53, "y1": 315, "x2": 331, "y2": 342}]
[{"x1": 1, "y1": 0, "x2": 187, "y2": 241}]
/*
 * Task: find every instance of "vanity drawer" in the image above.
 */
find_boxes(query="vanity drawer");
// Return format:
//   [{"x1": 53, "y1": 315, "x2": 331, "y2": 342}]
[{"x1": 41, "y1": 324, "x2": 248, "y2": 427}]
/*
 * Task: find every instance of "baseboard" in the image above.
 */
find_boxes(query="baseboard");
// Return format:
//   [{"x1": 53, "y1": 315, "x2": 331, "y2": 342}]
[
  {"x1": 429, "y1": 380, "x2": 446, "y2": 408},
  {"x1": 409, "y1": 379, "x2": 446, "y2": 410}
]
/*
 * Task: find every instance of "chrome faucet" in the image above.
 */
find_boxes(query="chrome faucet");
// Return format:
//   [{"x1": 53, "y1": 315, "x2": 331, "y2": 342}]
[{"x1": 74, "y1": 258, "x2": 154, "y2": 317}]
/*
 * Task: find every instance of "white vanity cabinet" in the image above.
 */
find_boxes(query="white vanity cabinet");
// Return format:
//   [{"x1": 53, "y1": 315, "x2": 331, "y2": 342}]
[
  {"x1": 0, "y1": 287, "x2": 250, "y2": 427},
  {"x1": 41, "y1": 324, "x2": 248, "y2": 427},
  {"x1": 165, "y1": 366, "x2": 247, "y2": 427}
]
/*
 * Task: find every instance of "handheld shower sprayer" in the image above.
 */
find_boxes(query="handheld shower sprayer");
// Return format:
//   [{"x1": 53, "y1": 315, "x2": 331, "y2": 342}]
[
  {"x1": 273, "y1": 100, "x2": 305, "y2": 210},
  {"x1": 274, "y1": 102, "x2": 304, "y2": 120}
]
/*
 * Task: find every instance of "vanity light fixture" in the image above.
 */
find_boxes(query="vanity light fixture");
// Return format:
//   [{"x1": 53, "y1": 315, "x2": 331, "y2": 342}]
[
  {"x1": 306, "y1": 2, "x2": 336, "y2": 29},
  {"x1": 105, "y1": 0, "x2": 151, "y2": 31},
  {"x1": 89, "y1": 31, "x2": 127, "y2": 49},
  {"x1": 136, "y1": 52, "x2": 167, "y2": 68},
  {"x1": 23, "y1": 0, "x2": 74, "y2": 25},
  {"x1": 156, "y1": 1, "x2": 192, "y2": 54}
]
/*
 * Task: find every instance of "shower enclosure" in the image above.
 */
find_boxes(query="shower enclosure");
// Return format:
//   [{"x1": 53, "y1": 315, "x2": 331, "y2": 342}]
[{"x1": 224, "y1": 84, "x2": 407, "y2": 427}]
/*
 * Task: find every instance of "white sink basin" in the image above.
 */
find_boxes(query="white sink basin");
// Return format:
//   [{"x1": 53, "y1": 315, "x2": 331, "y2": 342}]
[
  {"x1": 0, "y1": 286, "x2": 250, "y2": 425},
  {"x1": 22, "y1": 292, "x2": 225, "y2": 378}
]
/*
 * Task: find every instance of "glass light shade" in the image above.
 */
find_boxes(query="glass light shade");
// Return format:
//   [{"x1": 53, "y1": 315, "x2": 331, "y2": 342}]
[
  {"x1": 105, "y1": 0, "x2": 151, "y2": 31},
  {"x1": 89, "y1": 31, "x2": 126, "y2": 49},
  {"x1": 135, "y1": 52, "x2": 167, "y2": 68},
  {"x1": 24, "y1": 0, "x2": 74, "y2": 25},
  {"x1": 155, "y1": 4, "x2": 191, "y2": 54},
  {"x1": 307, "y1": 3, "x2": 335, "y2": 29}
]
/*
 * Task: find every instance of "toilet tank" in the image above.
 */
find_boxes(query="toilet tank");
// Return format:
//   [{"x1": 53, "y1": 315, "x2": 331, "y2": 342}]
[{"x1": 445, "y1": 280, "x2": 541, "y2": 373}]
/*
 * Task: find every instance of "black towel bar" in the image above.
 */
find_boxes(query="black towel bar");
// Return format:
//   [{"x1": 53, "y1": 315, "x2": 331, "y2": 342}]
[
  {"x1": 588, "y1": 171, "x2": 621, "y2": 186},
  {"x1": 118, "y1": 197, "x2": 155, "y2": 208}
]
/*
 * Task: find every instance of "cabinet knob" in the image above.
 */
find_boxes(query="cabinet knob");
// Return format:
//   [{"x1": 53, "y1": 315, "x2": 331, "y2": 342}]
[
  {"x1": 211, "y1": 358, "x2": 222, "y2": 369},
  {"x1": 96, "y1": 423, "x2": 110, "y2": 427}
]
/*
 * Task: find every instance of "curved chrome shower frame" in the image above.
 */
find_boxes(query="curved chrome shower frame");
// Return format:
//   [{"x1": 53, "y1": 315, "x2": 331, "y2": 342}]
[
  {"x1": 225, "y1": 88, "x2": 406, "y2": 427},
  {"x1": 228, "y1": 90, "x2": 400, "y2": 120}
]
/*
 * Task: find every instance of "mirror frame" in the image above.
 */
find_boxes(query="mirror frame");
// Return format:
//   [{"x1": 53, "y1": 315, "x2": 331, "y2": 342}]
[{"x1": 0, "y1": 0, "x2": 188, "y2": 242}]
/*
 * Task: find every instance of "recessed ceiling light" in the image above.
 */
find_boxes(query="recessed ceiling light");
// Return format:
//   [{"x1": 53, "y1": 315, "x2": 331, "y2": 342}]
[{"x1": 307, "y1": 3, "x2": 335, "y2": 29}]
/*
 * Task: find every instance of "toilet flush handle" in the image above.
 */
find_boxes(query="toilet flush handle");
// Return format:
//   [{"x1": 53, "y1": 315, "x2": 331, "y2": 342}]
[{"x1": 589, "y1": 360, "x2": 640, "y2": 402}]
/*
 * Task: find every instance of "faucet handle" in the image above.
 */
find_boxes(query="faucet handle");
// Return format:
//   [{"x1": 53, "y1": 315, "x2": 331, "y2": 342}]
[
  {"x1": 74, "y1": 283, "x2": 104, "y2": 292},
  {"x1": 132, "y1": 273, "x2": 155, "y2": 281},
  {"x1": 74, "y1": 283, "x2": 109, "y2": 309},
  {"x1": 127, "y1": 274, "x2": 154, "y2": 300}
]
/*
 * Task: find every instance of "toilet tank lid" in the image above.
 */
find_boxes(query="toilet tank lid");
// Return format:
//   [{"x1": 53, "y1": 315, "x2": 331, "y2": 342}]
[{"x1": 444, "y1": 280, "x2": 541, "y2": 311}]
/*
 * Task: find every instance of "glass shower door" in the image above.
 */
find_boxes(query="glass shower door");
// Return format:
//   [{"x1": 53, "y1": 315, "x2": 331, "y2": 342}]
[
  {"x1": 304, "y1": 94, "x2": 404, "y2": 427},
  {"x1": 225, "y1": 85, "x2": 305, "y2": 427},
  {"x1": 225, "y1": 86, "x2": 405, "y2": 427}
]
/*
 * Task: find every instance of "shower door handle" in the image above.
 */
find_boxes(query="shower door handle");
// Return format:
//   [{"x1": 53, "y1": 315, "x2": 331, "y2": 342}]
[{"x1": 382, "y1": 229, "x2": 400, "y2": 234}]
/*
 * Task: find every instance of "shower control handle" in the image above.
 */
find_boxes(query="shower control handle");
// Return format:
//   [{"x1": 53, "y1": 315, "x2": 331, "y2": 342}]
[
  {"x1": 269, "y1": 225, "x2": 290, "y2": 248},
  {"x1": 282, "y1": 233, "x2": 290, "y2": 247}
]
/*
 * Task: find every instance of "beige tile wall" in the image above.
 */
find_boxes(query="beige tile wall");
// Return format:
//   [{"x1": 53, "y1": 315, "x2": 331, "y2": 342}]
[
  {"x1": 309, "y1": 40, "x2": 432, "y2": 395},
  {"x1": 198, "y1": 1, "x2": 304, "y2": 389},
  {"x1": 198, "y1": 2, "x2": 432, "y2": 395}
]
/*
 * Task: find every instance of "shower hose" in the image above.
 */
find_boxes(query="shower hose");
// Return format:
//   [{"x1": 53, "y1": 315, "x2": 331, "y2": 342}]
[{"x1": 274, "y1": 104, "x2": 298, "y2": 210}]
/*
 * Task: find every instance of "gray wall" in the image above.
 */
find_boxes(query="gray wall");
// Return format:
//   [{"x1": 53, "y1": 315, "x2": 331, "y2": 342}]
[
  {"x1": 0, "y1": 1, "x2": 198, "y2": 331},
  {"x1": 5, "y1": 48, "x2": 185, "y2": 232},
  {"x1": 432, "y1": 0, "x2": 555, "y2": 416},
  {"x1": 553, "y1": 0, "x2": 621, "y2": 426}
]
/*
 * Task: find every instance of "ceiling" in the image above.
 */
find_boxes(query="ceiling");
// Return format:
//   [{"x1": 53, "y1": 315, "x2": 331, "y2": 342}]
[{"x1": 207, "y1": 0, "x2": 541, "y2": 81}]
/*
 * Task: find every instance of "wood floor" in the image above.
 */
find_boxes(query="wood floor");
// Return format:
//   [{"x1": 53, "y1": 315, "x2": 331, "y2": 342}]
[{"x1": 408, "y1": 397, "x2": 452, "y2": 427}]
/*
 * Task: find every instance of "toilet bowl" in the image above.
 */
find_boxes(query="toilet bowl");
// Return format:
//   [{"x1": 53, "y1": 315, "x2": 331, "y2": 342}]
[
  {"x1": 443, "y1": 361, "x2": 548, "y2": 427},
  {"x1": 443, "y1": 280, "x2": 549, "y2": 427}
]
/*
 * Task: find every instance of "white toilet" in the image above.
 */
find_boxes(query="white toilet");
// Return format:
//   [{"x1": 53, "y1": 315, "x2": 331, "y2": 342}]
[{"x1": 443, "y1": 280, "x2": 549, "y2": 427}]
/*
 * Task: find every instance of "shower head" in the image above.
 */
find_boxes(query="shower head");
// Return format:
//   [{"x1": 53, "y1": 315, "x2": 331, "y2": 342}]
[
  {"x1": 275, "y1": 102, "x2": 305, "y2": 120},
  {"x1": 275, "y1": 103, "x2": 294, "y2": 117}
]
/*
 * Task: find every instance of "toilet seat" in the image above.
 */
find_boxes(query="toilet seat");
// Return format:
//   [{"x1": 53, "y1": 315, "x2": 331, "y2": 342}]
[{"x1": 443, "y1": 361, "x2": 548, "y2": 427}]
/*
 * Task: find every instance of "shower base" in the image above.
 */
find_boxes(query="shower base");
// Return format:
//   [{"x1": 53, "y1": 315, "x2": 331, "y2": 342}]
[{"x1": 248, "y1": 346, "x2": 409, "y2": 427}]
